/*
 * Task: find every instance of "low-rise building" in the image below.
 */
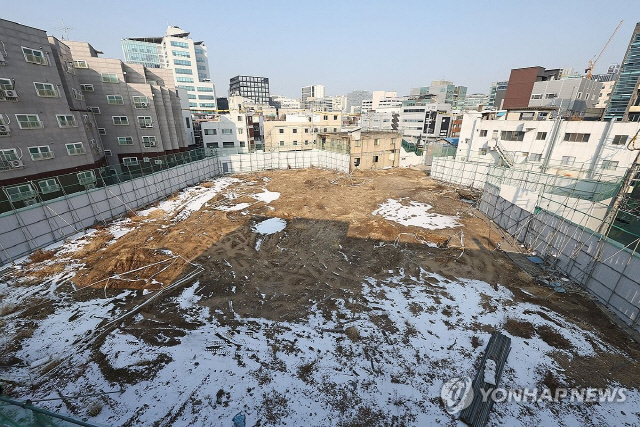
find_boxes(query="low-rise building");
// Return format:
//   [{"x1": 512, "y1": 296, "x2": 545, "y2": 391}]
[
  {"x1": 318, "y1": 130, "x2": 401, "y2": 171},
  {"x1": 200, "y1": 113, "x2": 254, "y2": 153}
]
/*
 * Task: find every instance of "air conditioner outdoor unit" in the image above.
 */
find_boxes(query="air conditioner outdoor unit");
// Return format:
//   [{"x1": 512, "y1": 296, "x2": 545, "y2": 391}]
[
  {"x1": 154, "y1": 160, "x2": 163, "y2": 165},
  {"x1": 0, "y1": 125, "x2": 9, "y2": 132},
  {"x1": 140, "y1": 103, "x2": 148, "y2": 108},
  {"x1": 145, "y1": 124, "x2": 153, "y2": 128},
  {"x1": 9, "y1": 159, "x2": 23, "y2": 168},
  {"x1": 4, "y1": 90, "x2": 18, "y2": 98},
  {"x1": 0, "y1": 51, "x2": 5, "y2": 62}
]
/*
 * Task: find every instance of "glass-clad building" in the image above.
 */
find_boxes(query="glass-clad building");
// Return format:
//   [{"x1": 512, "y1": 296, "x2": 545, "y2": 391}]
[
  {"x1": 121, "y1": 38, "x2": 162, "y2": 68},
  {"x1": 604, "y1": 23, "x2": 640, "y2": 121}
]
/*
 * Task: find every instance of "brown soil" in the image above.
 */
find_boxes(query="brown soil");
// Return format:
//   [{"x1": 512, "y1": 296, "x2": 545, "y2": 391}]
[{"x1": 7, "y1": 168, "x2": 640, "y2": 392}]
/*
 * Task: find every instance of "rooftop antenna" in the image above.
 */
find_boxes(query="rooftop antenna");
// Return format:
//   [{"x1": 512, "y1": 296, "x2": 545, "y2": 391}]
[{"x1": 55, "y1": 19, "x2": 74, "y2": 40}]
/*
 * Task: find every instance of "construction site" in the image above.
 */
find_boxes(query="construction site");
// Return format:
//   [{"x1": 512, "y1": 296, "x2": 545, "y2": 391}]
[{"x1": 1, "y1": 162, "x2": 640, "y2": 426}]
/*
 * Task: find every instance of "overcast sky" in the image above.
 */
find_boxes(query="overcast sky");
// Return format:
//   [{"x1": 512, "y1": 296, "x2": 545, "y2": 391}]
[{"x1": 4, "y1": 0, "x2": 639, "y2": 98}]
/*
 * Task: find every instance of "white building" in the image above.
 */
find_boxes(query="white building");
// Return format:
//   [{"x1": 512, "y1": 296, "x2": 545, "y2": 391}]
[
  {"x1": 595, "y1": 81, "x2": 616, "y2": 109},
  {"x1": 201, "y1": 113, "x2": 252, "y2": 153},
  {"x1": 122, "y1": 26, "x2": 217, "y2": 113},
  {"x1": 361, "y1": 91, "x2": 402, "y2": 112},
  {"x1": 528, "y1": 78, "x2": 602, "y2": 116},
  {"x1": 301, "y1": 85, "x2": 325, "y2": 109},
  {"x1": 346, "y1": 90, "x2": 372, "y2": 114},
  {"x1": 457, "y1": 113, "x2": 640, "y2": 177},
  {"x1": 399, "y1": 102, "x2": 452, "y2": 144},
  {"x1": 270, "y1": 95, "x2": 301, "y2": 110}
]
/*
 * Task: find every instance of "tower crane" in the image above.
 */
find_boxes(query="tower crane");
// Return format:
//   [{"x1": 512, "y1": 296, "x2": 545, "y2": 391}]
[{"x1": 585, "y1": 20, "x2": 623, "y2": 80}]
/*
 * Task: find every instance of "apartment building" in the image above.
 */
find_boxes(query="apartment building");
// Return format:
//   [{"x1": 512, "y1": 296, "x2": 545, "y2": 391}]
[
  {"x1": 122, "y1": 26, "x2": 217, "y2": 112},
  {"x1": 0, "y1": 19, "x2": 106, "y2": 191},
  {"x1": 65, "y1": 41, "x2": 190, "y2": 165},
  {"x1": 457, "y1": 112, "x2": 640, "y2": 175},
  {"x1": 200, "y1": 113, "x2": 254, "y2": 153}
]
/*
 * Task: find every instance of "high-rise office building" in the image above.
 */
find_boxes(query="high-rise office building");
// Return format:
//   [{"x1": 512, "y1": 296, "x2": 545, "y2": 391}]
[
  {"x1": 229, "y1": 76, "x2": 270, "y2": 104},
  {"x1": 605, "y1": 23, "x2": 640, "y2": 121},
  {"x1": 122, "y1": 26, "x2": 217, "y2": 112}
]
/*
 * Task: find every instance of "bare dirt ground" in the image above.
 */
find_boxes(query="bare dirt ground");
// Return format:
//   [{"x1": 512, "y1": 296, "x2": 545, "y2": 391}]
[{"x1": 2, "y1": 168, "x2": 640, "y2": 425}]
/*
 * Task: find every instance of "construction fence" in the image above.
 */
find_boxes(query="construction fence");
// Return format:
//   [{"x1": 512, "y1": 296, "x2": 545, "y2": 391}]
[
  {"x1": 0, "y1": 148, "x2": 350, "y2": 266},
  {"x1": 431, "y1": 157, "x2": 640, "y2": 332}
]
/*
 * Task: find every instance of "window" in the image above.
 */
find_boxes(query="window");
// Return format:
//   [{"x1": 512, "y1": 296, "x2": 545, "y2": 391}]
[
  {"x1": 323, "y1": 115, "x2": 328, "y2": 120},
  {"x1": 561, "y1": 156, "x2": 576, "y2": 166},
  {"x1": 612, "y1": 135, "x2": 628, "y2": 145},
  {"x1": 28, "y1": 145, "x2": 54, "y2": 160},
  {"x1": 142, "y1": 136, "x2": 157, "y2": 147},
  {"x1": 15, "y1": 114, "x2": 43, "y2": 129},
  {"x1": 198, "y1": 95, "x2": 214, "y2": 100},
  {"x1": 240, "y1": 141, "x2": 246, "y2": 147},
  {"x1": 304, "y1": 128, "x2": 309, "y2": 134},
  {"x1": 173, "y1": 59, "x2": 192, "y2": 66},
  {"x1": 34, "y1": 82, "x2": 57, "y2": 97},
  {"x1": 98, "y1": 128, "x2": 106, "y2": 135},
  {"x1": 107, "y1": 95, "x2": 124, "y2": 105},
  {"x1": 104, "y1": 149, "x2": 112, "y2": 156},
  {"x1": 536, "y1": 132, "x2": 547, "y2": 140},
  {"x1": 204, "y1": 129, "x2": 217, "y2": 135},
  {"x1": 205, "y1": 142, "x2": 219, "y2": 148},
  {"x1": 123, "y1": 157, "x2": 139, "y2": 166},
  {"x1": 56, "y1": 115, "x2": 77, "y2": 128},
  {"x1": 173, "y1": 50, "x2": 190, "y2": 58},
  {"x1": 197, "y1": 87, "x2": 214, "y2": 92},
  {"x1": 38, "y1": 179, "x2": 60, "y2": 194},
  {"x1": 238, "y1": 128, "x2": 243, "y2": 134},
  {"x1": 602, "y1": 160, "x2": 619, "y2": 170},
  {"x1": 112, "y1": 116, "x2": 129, "y2": 125},
  {"x1": 0, "y1": 78, "x2": 13, "y2": 90},
  {"x1": 77, "y1": 171, "x2": 96, "y2": 185},
  {"x1": 132, "y1": 96, "x2": 149, "y2": 109},
  {"x1": 279, "y1": 129, "x2": 284, "y2": 134},
  {"x1": 72, "y1": 88, "x2": 84, "y2": 101},
  {"x1": 88, "y1": 107, "x2": 101, "y2": 114},
  {"x1": 5, "y1": 184, "x2": 37, "y2": 202},
  {"x1": 223, "y1": 142, "x2": 235, "y2": 147},
  {"x1": 66, "y1": 142, "x2": 85, "y2": 155},
  {"x1": 175, "y1": 68, "x2": 193, "y2": 75},
  {"x1": 479, "y1": 130, "x2": 488, "y2": 137},
  {"x1": 22, "y1": 47, "x2": 47, "y2": 65},
  {"x1": 373, "y1": 155, "x2": 379, "y2": 163},
  {"x1": 334, "y1": 115, "x2": 338, "y2": 120},
  {"x1": 563, "y1": 133, "x2": 590, "y2": 142},
  {"x1": 279, "y1": 141, "x2": 285, "y2": 146},
  {"x1": 137, "y1": 116, "x2": 152, "y2": 128},
  {"x1": 0, "y1": 148, "x2": 18, "y2": 161},
  {"x1": 292, "y1": 141, "x2": 298, "y2": 145},
  {"x1": 354, "y1": 158, "x2": 360, "y2": 167},
  {"x1": 177, "y1": 77, "x2": 194, "y2": 83},
  {"x1": 529, "y1": 153, "x2": 542, "y2": 162},
  {"x1": 178, "y1": 85, "x2": 196, "y2": 91},
  {"x1": 304, "y1": 140, "x2": 309, "y2": 145},
  {"x1": 199, "y1": 103, "x2": 215, "y2": 108},
  {"x1": 187, "y1": 94, "x2": 197, "y2": 99},
  {"x1": 374, "y1": 139, "x2": 380, "y2": 146},
  {"x1": 221, "y1": 129, "x2": 232, "y2": 135},
  {"x1": 530, "y1": 94, "x2": 543, "y2": 100},
  {"x1": 500, "y1": 131, "x2": 525, "y2": 141},
  {"x1": 117, "y1": 136, "x2": 133, "y2": 145},
  {"x1": 545, "y1": 93, "x2": 557, "y2": 99},
  {"x1": 74, "y1": 60, "x2": 88, "y2": 69},
  {"x1": 101, "y1": 73, "x2": 118, "y2": 83},
  {"x1": 170, "y1": 41, "x2": 189, "y2": 48}
]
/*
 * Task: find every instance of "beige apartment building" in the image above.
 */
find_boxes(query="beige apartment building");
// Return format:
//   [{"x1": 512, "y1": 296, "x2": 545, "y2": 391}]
[
  {"x1": 318, "y1": 130, "x2": 401, "y2": 171},
  {"x1": 263, "y1": 112, "x2": 343, "y2": 151}
]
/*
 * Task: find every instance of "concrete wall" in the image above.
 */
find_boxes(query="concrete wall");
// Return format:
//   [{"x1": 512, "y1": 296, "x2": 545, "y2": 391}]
[
  {"x1": 0, "y1": 149, "x2": 350, "y2": 266},
  {"x1": 479, "y1": 183, "x2": 640, "y2": 332}
]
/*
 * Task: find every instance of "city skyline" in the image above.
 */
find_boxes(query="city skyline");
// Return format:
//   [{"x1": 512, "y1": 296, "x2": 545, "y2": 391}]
[{"x1": 3, "y1": 0, "x2": 639, "y2": 99}]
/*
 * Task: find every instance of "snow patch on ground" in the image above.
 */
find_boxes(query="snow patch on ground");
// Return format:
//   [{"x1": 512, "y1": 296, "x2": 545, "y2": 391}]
[
  {"x1": 373, "y1": 198, "x2": 460, "y2": 230},
  {"x1": 252, "y1": 218, "x2": 286, "y2": 235},
  {"x1": 216, "y1": 202, "x2": 252, "y2": 212},
  {"x1": 251, "y1": 189, "x2": 280, "y2": 203}
]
